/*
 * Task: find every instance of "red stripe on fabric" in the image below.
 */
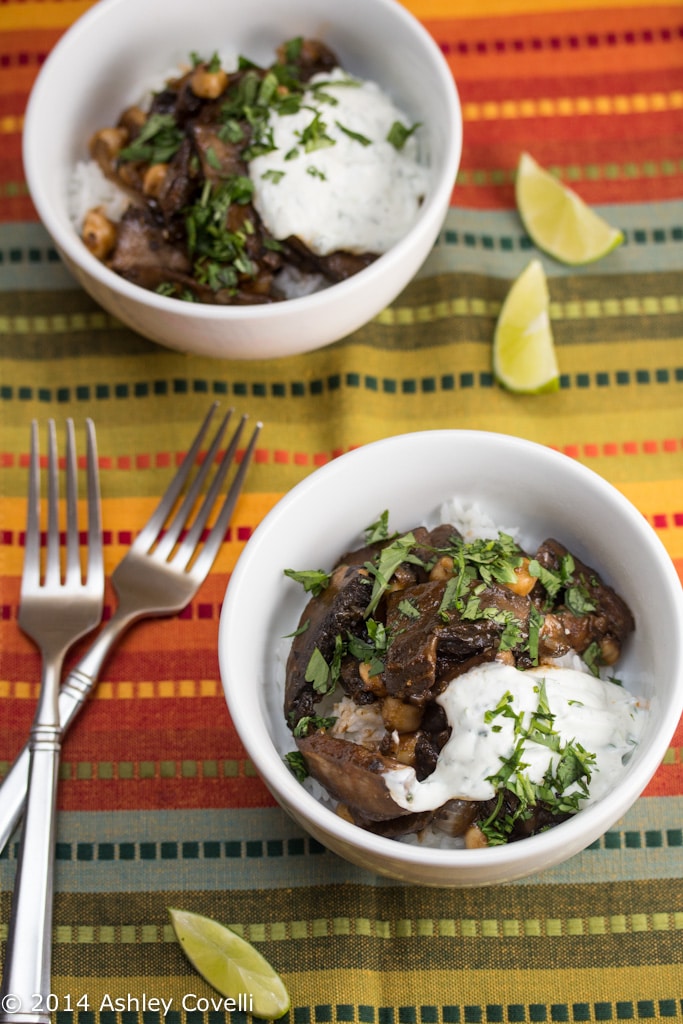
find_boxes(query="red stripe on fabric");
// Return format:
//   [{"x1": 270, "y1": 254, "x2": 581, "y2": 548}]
[
  {"x1": 458, "y1": 67, "x2": 683, "y2": 102},
  {"x1": 1, "y1": 439, "x2": 682, "y2": 480},
  {"x1": 56, "y1": 776, "x2": 277, "y2": 812},
  {"x1": 643, "y1": 764, "x2": 683, "y2": 798}
]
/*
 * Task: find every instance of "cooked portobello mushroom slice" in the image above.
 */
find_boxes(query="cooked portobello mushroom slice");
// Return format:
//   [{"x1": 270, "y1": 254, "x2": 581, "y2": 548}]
[
  {"x1": 296, "y1": 731, "x2": 413, "y2": 822},
  {"x1": 285, "y1": 564, "x2": 371, "y2": 724},
  {"x1": 534, "y1": 538, "x2": 635, "y2": 665}
]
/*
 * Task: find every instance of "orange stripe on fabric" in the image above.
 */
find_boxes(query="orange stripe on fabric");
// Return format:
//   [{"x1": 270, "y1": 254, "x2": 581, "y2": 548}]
[
  {"x1": 7, "y1": 0, "x2": 681, "y2": 32},
  {"x1": 403, "y1": 0, "x2": 683, "y2": 16}
]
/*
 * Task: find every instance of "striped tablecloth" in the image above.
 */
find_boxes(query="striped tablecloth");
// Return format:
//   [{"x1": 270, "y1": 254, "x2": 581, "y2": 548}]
[{"x1": 1, "y1": 0, "x2": 682, "y2": 1018}]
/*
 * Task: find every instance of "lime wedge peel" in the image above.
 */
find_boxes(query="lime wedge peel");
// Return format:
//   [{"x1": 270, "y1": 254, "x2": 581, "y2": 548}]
[
  {"x1": 515, "y1": 151, "x2": 624, "y2": 266},
  {"x1": 493, "y1": 258, "x2": 560, "y2": 395},
  {"x1": 168, "y1": 908, "x2": 291, "y2": 1020}
]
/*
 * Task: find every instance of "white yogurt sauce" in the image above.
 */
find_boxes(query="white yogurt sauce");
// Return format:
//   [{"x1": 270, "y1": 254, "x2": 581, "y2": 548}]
[
  {"x1": 384, "y1": 662, "x2": 646, "y2": 813},
  {"x1": 249, "y1": 68, "x2": 431, "y2": 256}
]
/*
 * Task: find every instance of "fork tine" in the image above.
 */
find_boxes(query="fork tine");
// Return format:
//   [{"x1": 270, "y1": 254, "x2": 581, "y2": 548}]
[
  {"x1": 187, "y1": 419, "x2": 262, "y2": 582},
  {"x1": 64, "y1": 419, "x2": 81, "y2": 584},
  {"x1": 45, "y1": 419, "x2": 61, "y2": 587},
  {"x1": 22, "y1": 420, "x2": 41, "y2": 591},
  {"x1": 85, "y1": 418, "x2": 104, "y2": 590},
  {"x1": 178, "y1": 413, "x2": 246, "y2": 556},
  {"x1": 163, "y1": 412, "x2": 245, "y2": 568},
  {"x1": 132, "y1": 401, "x2": 221, "y2": 553},
  {"x1": 153, "y1": 408, "x2": 235, "y2": 562}
]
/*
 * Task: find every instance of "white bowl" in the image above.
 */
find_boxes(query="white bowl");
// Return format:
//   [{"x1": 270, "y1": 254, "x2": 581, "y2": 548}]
[
  {"x1": 219, "y1": 431, "x2": 683, "y2": 887},
  {"x1": 22, "y1": 0, "x2": 461, "y2": 360}
]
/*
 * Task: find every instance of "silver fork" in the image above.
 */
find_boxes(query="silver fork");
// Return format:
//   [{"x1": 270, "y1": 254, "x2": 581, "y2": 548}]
[
  {"x1": 0, "y1": 419, "x2": 104, "y2": 1024},
  {"x1": 0, "y1": 404, "x2": 261, "y2": 858}
]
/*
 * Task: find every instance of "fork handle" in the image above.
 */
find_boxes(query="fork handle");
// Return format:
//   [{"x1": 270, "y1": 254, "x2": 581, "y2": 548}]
[
  {"x1": 0, "y1": 609, "x2": 134, "y2": 856},
  {"x1": 0, "y1": 727, "x2": 60, "y2": 1024}
]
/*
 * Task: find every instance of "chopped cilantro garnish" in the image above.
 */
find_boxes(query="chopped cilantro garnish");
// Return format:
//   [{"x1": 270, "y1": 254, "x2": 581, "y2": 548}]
[
  {"x1": 364, "y1": 510, "x2": 391, "y2": 545},
  {"x1": 386, "y1": 120, "x2": 420, "y2": 150},
  {"x1": 283, "y1": 751, "x2": 308, "y2": 781},
  {"x1": 118, "y1": 113, "x2": 184, "y2": 164},
  {"x1": 335, "y1": 121, "x2": 372, "y2": 146},
  {"x1": 283, "y1": 36, "x2": 304, "y2": 62},
  {"x1": 297, "y1": 108, "x2": 336, "y2": 153},
  {"x1": 479, "y1": 681, "x2": 597, "y2": 845},
  {"x1": 565, "y1": 584, "x2": 597, "y2": 616},
  {"x1": 347, "y1": 618, "x2": 389, "y2": 676},
  {"x1": 304, "y1": 637, "x2": 343, "y2": 696},
  {"x1": 292, "y1": 714, "x2": 337, "y2": 737},
  {"x1": 397, "y1": 598, "x2": 421, "y2": 619},
  {"x1": 183, "y1": 175, "x2": 257, "y2": 292},
  {"x1": 283, "y1": 568, "x2": 331, "y2": 596},
  {"x1": 364, "y1": 532, "x2": 424, "y2": 616},
  {"x1": 262, "y1": 169, "x2": 286, "y2": 184}
]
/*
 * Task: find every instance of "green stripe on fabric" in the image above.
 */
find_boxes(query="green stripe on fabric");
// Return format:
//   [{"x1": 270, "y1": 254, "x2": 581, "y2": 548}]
[
  {"x1": 40, "y1": 998, "x2": 683, "y2": 1024},
  {"x1": 5, "y1": 910, "x2": 683, "y2": 947},
  {"x1": 1, "y1": 826, "x2": 679, "y2": 866},
  {"x1": 456, "y1": 159, "x2": 683, "y2": 188},
  {"x1": 3, "y1": 224, "x2": 683, "y2": 266},
  {"x1": 1, "y1": 835, "x2": 327, "y2": 863},
  {"x1": 0, "y1": 367, "x2": 681, "y2": 401},
  {"x1": 5, "y1": 204, "x2": 683, "y2": 296}
]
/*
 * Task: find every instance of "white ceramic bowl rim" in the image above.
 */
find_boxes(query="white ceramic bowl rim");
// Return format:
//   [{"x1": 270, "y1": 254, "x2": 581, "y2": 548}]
[
  {"x1": 23, "y1": 0, "x2": 463, "y2": 322},
  {"x1": 220, "y1": 429, "x2": 683, "y2": 879}
]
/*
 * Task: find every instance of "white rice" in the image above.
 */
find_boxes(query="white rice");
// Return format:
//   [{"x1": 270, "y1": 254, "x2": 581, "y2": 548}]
[{"x1": 68, "y1": 160, "x2": 130, "y2": 233}]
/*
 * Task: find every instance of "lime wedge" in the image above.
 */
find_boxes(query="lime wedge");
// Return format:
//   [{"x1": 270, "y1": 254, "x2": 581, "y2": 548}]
[
  {"x1": 168, "y1": 908, "x2": 290, "y2": 1019},
  {"x1": 493, "y1": 258, "x2": 560, "y2": 394},
  {"x1": 515, "y1": 152, "x2": 624, "y2": 265}
]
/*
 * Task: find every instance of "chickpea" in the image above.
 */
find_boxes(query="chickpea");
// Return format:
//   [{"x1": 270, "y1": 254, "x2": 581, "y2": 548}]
[
  {"x1": 142, "y1": 163, "x2": 168, "y2": 198},
  {"x1": 464, "y1": 824, "x2": 489, "y2": 849},
  {"x1": 394, "y1": 732, "x2": 420, "y2": 766},
  {"x1": 381, "y1": 695, "x2": 422, "y2": 734},
  {"x1": 190, "y1": 64, "x2": 229, "y2": 99},
  {"x1": 429, "y1": 555, "x2": 454, "y2": 581},
  {"x1": 358, "y1": 661, "x2": 385, "y2": 695},
  {"x1": 506, "y1": 557, "x2": 536, "y2": 597},
  {"x1": 335, "y1": 803, "x2": 355, "y2": 824},
  {"x1": 599, "y1": 635, "x2": 621, "y2": 666},
  {"x1": 89, "y1": 126, "x2": 128, "y2": 160},
  {"x1": 81, "y1": 207, "x2": 117, "y2": 260},
  {"x1": 118, "y1": 105, "x2": 147, "y2": 134},
  {"x1": 494, "y1": 648, "x2": 515, "y2": 666}
]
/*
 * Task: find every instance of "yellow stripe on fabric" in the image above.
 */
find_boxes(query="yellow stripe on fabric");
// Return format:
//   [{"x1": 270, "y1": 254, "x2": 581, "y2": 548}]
[
  {"x1": 4, "y1": 290, "x2": 683, "y2": 335},
  {"x1": 3, "y1": 2, "x2": 95, "y2": 31},
  {"x1": 617, "y1": 481, "x2": 683, "y2": 566},
  {"x1": 0, "y1": 116, "x2": 22, "y2": 136},
  {"x1": 462, "y1": 91, "x2": 683, "y2": 122},
  {"x1": 0, "y1": 312, "x2": 119, "y2": 334},
  {"x1": 6, "y1": 912, "x2": 683, "y2": 944},
  {"x1": 0, "y1": 679, "x2": 222, "y2": 700},
  {"x1": 376, "y1": 294, "x2": 683, "y2": 327}
]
